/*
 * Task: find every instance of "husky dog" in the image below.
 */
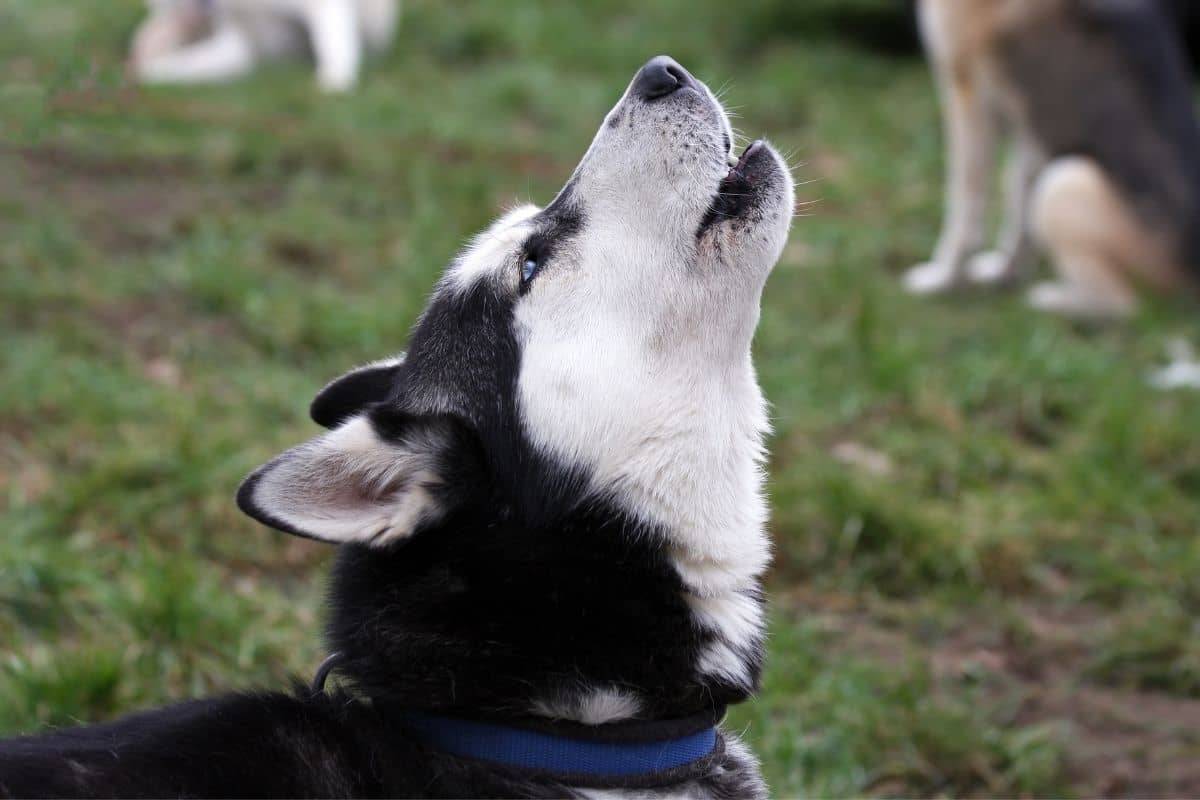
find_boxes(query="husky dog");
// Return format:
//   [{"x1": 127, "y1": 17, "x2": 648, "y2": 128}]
[
  {"x1": 0, "y1": 56, "x2": 793, "y2": 798},
  {"x1": 129, "y1": 0, "x2": 399, "y2": 92},
  {"x1": 905, "y1": 0, "x2": 1200, "y2": 317}
]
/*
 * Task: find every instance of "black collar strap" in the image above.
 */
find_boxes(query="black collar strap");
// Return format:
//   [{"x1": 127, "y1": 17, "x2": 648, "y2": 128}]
[{"x1": 310, "y1": 651, "x2": 345, "y2": 695}]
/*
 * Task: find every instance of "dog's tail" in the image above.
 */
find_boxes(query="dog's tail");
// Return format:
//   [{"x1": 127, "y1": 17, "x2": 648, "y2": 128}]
[{"x1": 357, "y1": 0, "x2": 400, "y2": 52}]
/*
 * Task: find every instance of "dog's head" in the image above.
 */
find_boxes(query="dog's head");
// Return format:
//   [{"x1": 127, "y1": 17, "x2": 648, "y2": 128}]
[{"x1": 238, "y1": 57, "x2": 793, "y2": 595}]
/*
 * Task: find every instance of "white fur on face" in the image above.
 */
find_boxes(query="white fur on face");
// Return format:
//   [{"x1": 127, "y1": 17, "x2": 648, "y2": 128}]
[
  {"x1": 441, "y1": 68, "x2": 790, "y2": 693},
  {"x1": 513, "y1": 71, "x2": 792, "y2": 600},
  {"x1": 513, "y1": 69, "x2": 791, "y2": 691},
  {"x1": 430, "y1": 65, "x2": 793, "y2": 692},
  {"x1": 444, "y1": 205, "x2": 542, "y2": 295}
]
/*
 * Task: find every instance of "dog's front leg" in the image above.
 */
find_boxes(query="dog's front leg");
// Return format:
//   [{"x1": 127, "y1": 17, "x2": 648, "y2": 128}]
[
  {"x1": 967, "y1": 132, "x2": 1044, "y2": 286},
  {"x1": 905, "y1": 62, "x2": 995, "y2": 294},
  {"x1": 300, "y1": 0, "x2": 362, "y2": 92}
]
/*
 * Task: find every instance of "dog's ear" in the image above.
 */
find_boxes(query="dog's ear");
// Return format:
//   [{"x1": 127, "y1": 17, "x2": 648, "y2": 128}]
[
  {"x1": 310, "y1": 355, "x2": 405, "y2": 429},
  {"x1": 237, "y1": 410, "x2": 453, "y2": 545}
]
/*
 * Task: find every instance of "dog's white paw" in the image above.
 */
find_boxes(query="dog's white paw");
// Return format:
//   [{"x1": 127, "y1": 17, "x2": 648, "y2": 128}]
[
  {"x1": 317, "y1": 71, "x2": 356, "y2": 92},
  {"x1": 1027, "y1": 282, "x2": 1074, "y2": 313},
  {"x1": 1149, "y1": 362, "x2": 1200, "y2": 390},
  {"x1": 1148, "y1": 338, "x2": 1200, "y2": 390},
  {"x1": 903, "y1": 261, "x2": 961, "y2": 295},
  {"x1": 1027, "y1": 281, "x2": 1132, "y2": 319},
  {"x1": 966, "y1": 250, "x2": 1019, "y2": 286}
]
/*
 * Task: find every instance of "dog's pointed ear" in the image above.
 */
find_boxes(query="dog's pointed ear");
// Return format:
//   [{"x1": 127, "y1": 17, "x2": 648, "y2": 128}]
[
  {"x1": 237, "y1": 410, "x2": 449, "y2": 545},
  {"x1": 310, "y1": 355, "x2": 406, "y2": 429}
]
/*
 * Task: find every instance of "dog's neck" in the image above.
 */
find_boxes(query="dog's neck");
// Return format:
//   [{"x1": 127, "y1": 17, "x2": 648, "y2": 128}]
[{"x1": 324, "y1": 500, "x2": 765, "y2": 726}]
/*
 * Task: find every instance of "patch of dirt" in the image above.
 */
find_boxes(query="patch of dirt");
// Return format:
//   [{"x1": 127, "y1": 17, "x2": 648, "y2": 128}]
[
  {"x1": 930, "y1": 605, "x2": 1200, "y2": 797},
  {"x1": 787, "y1": 592, "x2": 1200, "y2": 798},
  {"x1": 268, "y1": 235, "x2": 333, "y2": 273},
  {"x1": 5, "y1": 144, "x2": 281, "y2": 256},
  {"x1": 215, "y1": 534, "x2": 331, "y2": 583},
  {"x1": 4, "y1": 289, "x2": 246, "y2": 394},
  {"x1": 831, "y1": 440, "x2": 894, "y2": 477},
  {"x1": 1005, "y1": 605, "x2": 1200, "y2": 799},
  {"x1": 808, "y1": 146, "x2": 850, "y2": 184},
  {"x1": 1021, "y1": 683, "x2": 1200, "y2": 798},
  {"x1": 86, "y1": 291, "x2": 244, "y2": 387},
  {"x1": 0, "y1": 448, "x2": 52, "y2": 510}
]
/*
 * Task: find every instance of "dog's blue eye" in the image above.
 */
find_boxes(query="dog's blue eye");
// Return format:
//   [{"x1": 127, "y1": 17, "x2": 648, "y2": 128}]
[{"x1": 521, "y1": 256, "x2": 540, "y2": 283}]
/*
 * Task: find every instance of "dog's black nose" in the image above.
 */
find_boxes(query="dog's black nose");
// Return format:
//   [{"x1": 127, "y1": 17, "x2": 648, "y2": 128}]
[{"x1": 631, "y1": 55, "x2": 694, "y2": 100}]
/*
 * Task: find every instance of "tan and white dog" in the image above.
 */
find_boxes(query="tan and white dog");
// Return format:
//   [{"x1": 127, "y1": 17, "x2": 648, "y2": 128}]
[
  {"x1": 906, "y1": 0, "x2": 1200, "y2": 318},
  {"x1": 129, "y1": 0, "x2": 399, "y2": 92}
]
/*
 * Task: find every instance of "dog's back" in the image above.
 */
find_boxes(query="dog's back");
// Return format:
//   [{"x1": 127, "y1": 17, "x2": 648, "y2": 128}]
[
  {"x1": 0, "y1": 693, "x2": 381, "y2": 798},
  {"x1": 993, "y1": 0, "x2": 1200, "y2": 272},
  {"x1": 2, "y1": 690, "x2": 679, "y2": 798}
]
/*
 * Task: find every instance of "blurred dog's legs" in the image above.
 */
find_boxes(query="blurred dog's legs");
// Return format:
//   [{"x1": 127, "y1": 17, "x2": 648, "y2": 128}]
[
  {"x1": 298, "y1": 0, "x2": 362, "y2": 92},
  {"x1": 967, "y1": 133, "x2": 1044, "y2": 285},
  {"x1": 1027, "y1": 157, "x2": 1172, "y2": 318},
  {"x1": 904, "y1": 7, "x2": 997, "y2": 294},
  {"x1": 136, "y1": 23, "x2": 257, "y2": 85}
]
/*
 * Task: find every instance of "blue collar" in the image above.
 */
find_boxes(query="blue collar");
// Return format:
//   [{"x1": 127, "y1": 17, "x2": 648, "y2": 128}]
[
  {"x1": 400, "y1": 711, "x2": 720, "y2": 779},
  {"x1": 308, "y1": 654, "x2": 722, "y2": 782}
]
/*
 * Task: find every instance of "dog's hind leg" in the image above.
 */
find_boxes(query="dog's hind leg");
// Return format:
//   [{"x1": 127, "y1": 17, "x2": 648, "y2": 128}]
[
  {"x1": 968, "y1": 132, "x2": 1044, "y2": 286},
  {"x1": 299, "y1": 0, "x2": 362, "y2": 92},
  {"x1": 135, "y1": 24, "x2": 256, "y2": 85},
  {"x1": 1027, "y1": 157, "x2": 1150, "y2": 319}
]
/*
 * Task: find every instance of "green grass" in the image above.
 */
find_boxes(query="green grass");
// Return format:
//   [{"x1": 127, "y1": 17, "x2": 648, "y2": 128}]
[{"x1": 3, "y1": 0, "x2": 1200, "y2": 796}]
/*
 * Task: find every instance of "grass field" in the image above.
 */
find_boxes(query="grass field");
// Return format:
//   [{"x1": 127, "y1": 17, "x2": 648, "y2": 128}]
[{"x1": 3, "y1": 1, "x2": 1200, "y2": 796}]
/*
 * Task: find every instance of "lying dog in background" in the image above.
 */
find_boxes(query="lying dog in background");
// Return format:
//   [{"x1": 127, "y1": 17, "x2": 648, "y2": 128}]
[
  {"x1": 905, "y1": 0, "x2": 1200, "y2": 318},
  {"x1": 129, "y1": 0, "x2": 399, "y2": 92},
  {"x1": 0, "y1": 56, "x2": 794, "y2": 798}
]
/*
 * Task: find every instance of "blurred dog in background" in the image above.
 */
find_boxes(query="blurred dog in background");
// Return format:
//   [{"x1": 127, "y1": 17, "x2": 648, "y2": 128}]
[
  {"x1": 835, "y1": 0, "x2": 1200, "y2": 67},
  {"x1": 130, "y1": 0, "x2": 399, "y2": 92},
  {"x1": 905, "y1": 0, "x2": 1200, "y2": 318}
]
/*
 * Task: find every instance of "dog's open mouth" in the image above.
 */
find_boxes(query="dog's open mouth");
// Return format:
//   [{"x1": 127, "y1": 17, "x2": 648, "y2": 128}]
[{"x1": 697, "y1": 140, "x2": 767, "y2": 237}]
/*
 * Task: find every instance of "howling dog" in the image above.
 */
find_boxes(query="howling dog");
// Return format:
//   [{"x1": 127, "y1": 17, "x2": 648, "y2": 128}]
[
  {"x1": 0, "y1": 56, "x2": 793, "y2": 798},
  {"x1": 905, "y1": 0, "x2": 1200, "y2": 318},
  {"x1": 129, "y1": 0, "x2": 399, "y2": 92}
]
